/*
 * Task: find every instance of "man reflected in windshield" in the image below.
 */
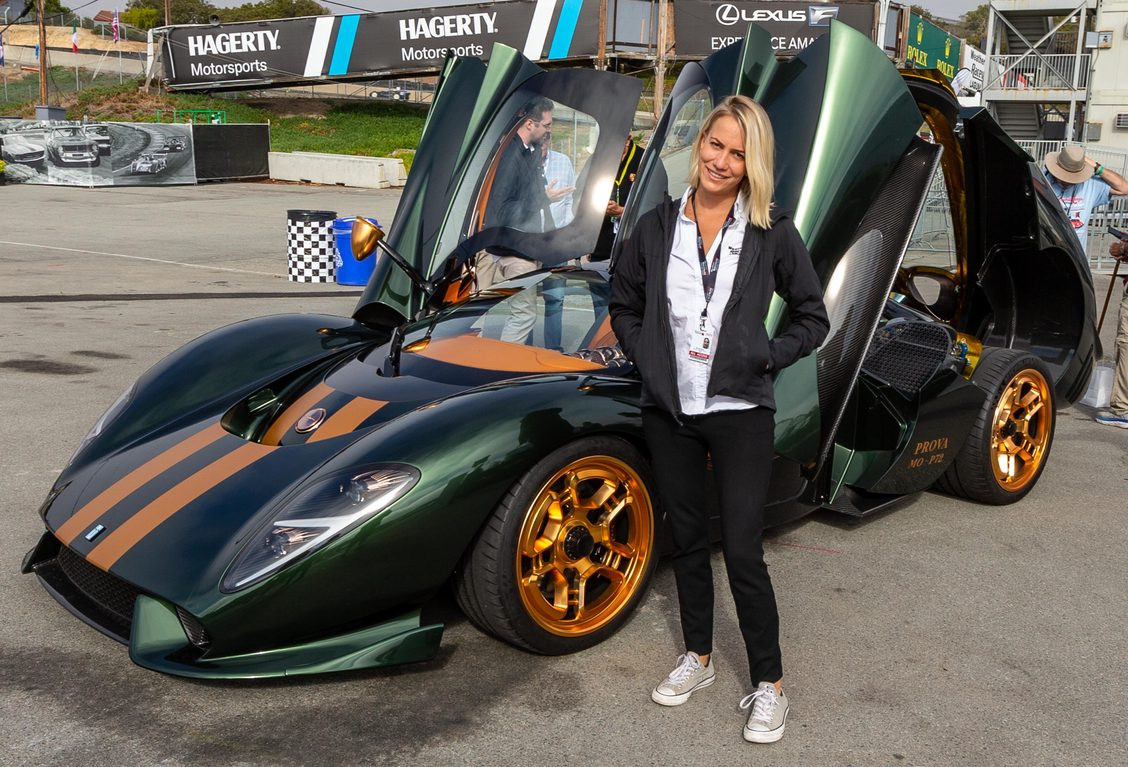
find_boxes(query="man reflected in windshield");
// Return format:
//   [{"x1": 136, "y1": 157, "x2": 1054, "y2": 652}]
[{"x1": 477, "y1": 96, "x2": 557, "y2": 344}]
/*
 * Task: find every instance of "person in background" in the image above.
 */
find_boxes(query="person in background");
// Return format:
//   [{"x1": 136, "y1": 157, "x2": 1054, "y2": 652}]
[
  {"x1": 590, "y1": 136, "x2": 642, "y2": 263},
  {"x1": 541, "y1": 140, "x2": 576, "y2": 229},
  {"x1": 609, "y1": 95, "x2": 828, "y2": 744},
  {"x1": 1043, "y1": 144, "x2": 1128, "y2": 252},
  {"x1": 1097, "y1": 238, "x2": 1128, "y2": 429},
  {"x1": 476, "y1": 97, "x2": 556, "y2": 344},
  {"x1": 539, "y1": 139, "x2": 577, "y2": 351}
]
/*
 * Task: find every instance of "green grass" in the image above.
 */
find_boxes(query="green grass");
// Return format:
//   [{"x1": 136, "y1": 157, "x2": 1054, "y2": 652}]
[{"x1": 2, "y1": 76, "x2": 427, "y2": 168}]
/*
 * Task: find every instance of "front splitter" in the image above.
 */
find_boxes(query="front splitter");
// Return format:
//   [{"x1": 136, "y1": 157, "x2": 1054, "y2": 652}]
[{"x1": 130, "y1": 595, "x2": 444, "y2": 680}]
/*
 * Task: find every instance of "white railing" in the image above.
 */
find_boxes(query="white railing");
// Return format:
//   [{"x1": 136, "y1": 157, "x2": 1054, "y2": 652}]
[{"x1": 988, "y1": 54, "x2": 1090, "y2": 90}]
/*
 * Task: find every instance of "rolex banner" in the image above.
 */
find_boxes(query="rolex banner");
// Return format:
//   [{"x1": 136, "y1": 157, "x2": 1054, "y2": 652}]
[
  {"x1": 672, "y1": 1, "x2": 875, "y2": 57},
  {"x1": 906, "y1": 13, "x2": 961, "y2": 79},
  {"x1": 163, "y1": 0, "x2": 600, "y2": 90}
]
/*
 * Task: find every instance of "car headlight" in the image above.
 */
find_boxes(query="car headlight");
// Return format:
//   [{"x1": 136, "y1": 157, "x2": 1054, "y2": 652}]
[
  {"x1": 221, "y1": 464, "x2": 420, "y2": 592},
  {"x1": 71, "y1": 382, "x2": 136, "y2": 463}
]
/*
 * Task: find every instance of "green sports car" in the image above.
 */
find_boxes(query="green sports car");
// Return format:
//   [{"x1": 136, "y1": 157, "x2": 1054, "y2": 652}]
[{"x1": 23, "y1": 23, "x2": 1096, "y2": 679}]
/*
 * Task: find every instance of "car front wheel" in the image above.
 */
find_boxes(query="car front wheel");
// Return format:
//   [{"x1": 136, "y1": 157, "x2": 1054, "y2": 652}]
[
  {"x1": 455, "y1": 436, "x2": 658, "y2": 654},
  {"x1": 934, "y1": 347, "x2": 1055, "y2": 504}
]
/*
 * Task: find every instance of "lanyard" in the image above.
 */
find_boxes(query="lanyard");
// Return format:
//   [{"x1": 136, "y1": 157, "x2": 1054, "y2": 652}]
[
  {"x1": 690, "y1": 193, "x2": 736, "y2": 318},
  {"x1": 1052, "y1": 179, "x2": 1077, "y2": 222}
]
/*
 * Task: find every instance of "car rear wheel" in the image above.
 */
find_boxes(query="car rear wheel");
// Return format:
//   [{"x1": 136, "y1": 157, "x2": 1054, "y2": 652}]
[
  {"x1": 935, "y1": 348, "x2": 1055, "y2": 504},
  {"x1": 455, "y1": 436, "x2": 658, "y2": 654}
]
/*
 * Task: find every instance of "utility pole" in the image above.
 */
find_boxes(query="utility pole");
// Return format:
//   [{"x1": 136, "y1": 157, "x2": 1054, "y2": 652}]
[
  {"x1": 596, "y1": 0, "x2": 608, "y2": 71},
  {"x1": 653, "y1": 0, "x2": 668, "y2": 121},
  {"x1": 37, "y1": 0, "x2": 46, "y2": 105},
  {"x1": 164, "y1": 0, "x2": 171, "y2": 27}
]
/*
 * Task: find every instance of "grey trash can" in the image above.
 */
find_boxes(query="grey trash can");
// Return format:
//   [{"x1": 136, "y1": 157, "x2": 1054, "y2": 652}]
[{"x1": 286, "y1": 209, "x2": 337, "y2": 283}]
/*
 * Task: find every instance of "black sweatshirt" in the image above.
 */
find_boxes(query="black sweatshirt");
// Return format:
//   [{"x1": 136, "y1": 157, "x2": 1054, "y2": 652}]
[{"x1": 609, "y1": 197, "x2": 830, "y2": 415}]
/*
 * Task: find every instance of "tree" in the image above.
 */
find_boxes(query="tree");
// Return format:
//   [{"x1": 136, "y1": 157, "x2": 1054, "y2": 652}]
[
  {"x1": 44, "y1": 0, "x2": 71, "y2": 14},
  {"x1": 909, "y1": 4, "x2": 936, "y2": 22},
  {"x1": 217, "y1": 0, "x2": 328, "y2": 23},
  {"x1": 121, "y1": 6, "x2": 160, "y2": 30},
  {"x1": 956, "y1": 4, "x2": 989, "y2": 48},
  {"x1": 125, "y1": 0, "x2": 219, "y2": 25}
]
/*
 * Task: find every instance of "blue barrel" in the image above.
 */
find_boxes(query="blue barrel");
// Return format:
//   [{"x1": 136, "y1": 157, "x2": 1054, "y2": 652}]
[{"x1": 333, "y1": 216, "x2": 380, "y2": 286}]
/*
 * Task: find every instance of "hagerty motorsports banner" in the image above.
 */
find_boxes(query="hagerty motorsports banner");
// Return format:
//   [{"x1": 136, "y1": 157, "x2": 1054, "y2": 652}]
[
  {"x1": 673, "y1": 1, "x2": 875, "y2": 57},
  {"x1": 164, "y1": 0, "x2": 599, "y2": 89}
]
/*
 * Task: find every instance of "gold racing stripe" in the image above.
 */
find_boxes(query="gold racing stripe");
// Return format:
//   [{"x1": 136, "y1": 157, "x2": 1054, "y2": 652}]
[
  {"x1": 306, "y1": 397, "x2": 388, "y2": 443},
  {"x1": 262, "y1": 382, "x2": 335, "y2": 446},
  {"x1": 85, "y1": 441, "x2": 275, "y2": 572},
  {"x1": 55, "y1": 423, "x2": 227, "y2": 546}
]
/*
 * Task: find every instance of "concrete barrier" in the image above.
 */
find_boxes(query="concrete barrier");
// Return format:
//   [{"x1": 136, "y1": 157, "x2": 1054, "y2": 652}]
[{"x1": 268, "y1": 151, "x2": 407, "y2": 189}]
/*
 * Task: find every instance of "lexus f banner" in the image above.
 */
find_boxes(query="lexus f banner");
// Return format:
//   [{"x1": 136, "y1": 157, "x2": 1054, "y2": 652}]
[
  {"x1": 164, "y1": 0, "x2": 599, "y2": 90},
  {"x1": 673, "y1": 1, "x2": 876, "y2": 57}
]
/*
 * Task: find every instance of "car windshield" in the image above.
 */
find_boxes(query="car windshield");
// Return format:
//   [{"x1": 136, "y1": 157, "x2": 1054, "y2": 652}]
[
  {"x1": 401, "y1": 269, "x2": 615, "y2": 359},
  {"x1": 54, "y1": 128, "x2": 83, "y2": 138}
]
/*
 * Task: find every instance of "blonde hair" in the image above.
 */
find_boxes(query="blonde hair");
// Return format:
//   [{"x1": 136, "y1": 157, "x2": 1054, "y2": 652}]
[{"x1": 688, "y1": 95, "x2": 775, "y2": 229}]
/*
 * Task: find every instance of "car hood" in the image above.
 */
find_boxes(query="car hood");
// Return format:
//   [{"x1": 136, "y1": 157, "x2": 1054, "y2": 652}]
[
  {"x1": 53, "y1": 137, "x2": 94, "y2": 149},
  {"x1": 42, "y1": 331, "x2": 606, "y2": 605},
  {"x1": 5, "y1": 137, "x2": 44, "y2": 151}
]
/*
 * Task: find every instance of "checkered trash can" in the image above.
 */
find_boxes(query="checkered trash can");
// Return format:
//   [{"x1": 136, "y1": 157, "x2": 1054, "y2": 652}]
[{"x1": 286, "y1": 209, "x2": 337, "y2": 283}]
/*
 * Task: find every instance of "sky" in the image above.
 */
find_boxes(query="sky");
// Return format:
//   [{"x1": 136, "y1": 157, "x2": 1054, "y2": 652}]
[
  {"x1": 916, "y1": 0, "x2": 982, "y2": 22},
  {"x1": 200, "y1": 0, "x2": 985, "y2": 21}
]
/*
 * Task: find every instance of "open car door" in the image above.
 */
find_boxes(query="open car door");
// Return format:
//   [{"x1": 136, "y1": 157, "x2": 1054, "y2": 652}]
[
  {"x1": 353, "y1": 45, "x2": 642, "y2": 327},
  {"x1": 616, "y1": 23, "x2": 931, "y2": 513}
]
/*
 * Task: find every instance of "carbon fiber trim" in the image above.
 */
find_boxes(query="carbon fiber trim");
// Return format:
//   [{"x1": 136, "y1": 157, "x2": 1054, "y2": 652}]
[
  {"x1": 862, "y1": 320, "x2": 955, "y2": 397},
  {"x1": 176, "y1": 607, "x2": 212, "y2": 650},
  {"x1": 814, "y1": 137, "x2": 943, "y2": 484}
]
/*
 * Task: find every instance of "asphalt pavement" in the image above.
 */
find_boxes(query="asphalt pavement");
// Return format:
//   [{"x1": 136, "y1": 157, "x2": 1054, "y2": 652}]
[{"x1": 1, "y1": 182, "x2": 1125, "y2": 767}]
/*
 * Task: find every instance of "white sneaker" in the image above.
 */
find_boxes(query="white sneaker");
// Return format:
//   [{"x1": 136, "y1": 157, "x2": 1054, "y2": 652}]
[
  {"x1": 650, "y1": 652, "x2": 716, "y2": 706},
  {"x1": 739, "y1": 681, "x2": 789, "y2": 743}
]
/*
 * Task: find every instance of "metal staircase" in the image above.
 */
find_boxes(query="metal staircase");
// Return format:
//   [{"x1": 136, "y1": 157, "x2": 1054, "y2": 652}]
[{"x1": 983, "y1": 0, "x2": 1094, "y2": 142}]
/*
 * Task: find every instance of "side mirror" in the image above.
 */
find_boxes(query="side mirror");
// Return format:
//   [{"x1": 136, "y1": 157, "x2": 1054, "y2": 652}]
[{"x1": 351, "y1": 217, "x2": 385, "y2": 261}]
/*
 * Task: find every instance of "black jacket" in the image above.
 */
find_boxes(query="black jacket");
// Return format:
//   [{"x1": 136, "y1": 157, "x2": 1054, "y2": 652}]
[
  {"x1": 484, "y1": 135, "x2": 552, "y2": 235},
  {"x1": 609, "y1": 197, "x2": 829, "y2": 415}
]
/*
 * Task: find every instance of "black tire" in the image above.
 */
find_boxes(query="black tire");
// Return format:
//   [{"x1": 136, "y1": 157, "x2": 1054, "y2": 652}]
[
  {"x1": 934, "y1": 347, "x2": 1056, "y2": 504},
  {"x1": 455, "y1": 436, "x2": 658, "y2": 654}
]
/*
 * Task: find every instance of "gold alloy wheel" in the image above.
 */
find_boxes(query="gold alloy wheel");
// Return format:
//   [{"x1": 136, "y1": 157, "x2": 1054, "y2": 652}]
[
  {"x1": 515, "y1": 455, "x2": 654, "y2": 637},
  {"x1": 990, "y1": 368, "x2": 1052, "y2": 492}
]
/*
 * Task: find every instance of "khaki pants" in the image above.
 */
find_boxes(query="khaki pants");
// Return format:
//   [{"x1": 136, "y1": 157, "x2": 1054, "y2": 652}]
[
  {"x1": 1112, "y1": 285, "x2": 1128, "y2": 415},
  {"x1": 473, "y1": 252, "x2": 541, "y2": 344}
]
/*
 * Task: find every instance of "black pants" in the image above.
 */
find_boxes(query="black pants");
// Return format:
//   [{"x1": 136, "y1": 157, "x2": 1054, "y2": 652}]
[{"x1": 642, "y1": 406, "x2": 782, "y2": 685}]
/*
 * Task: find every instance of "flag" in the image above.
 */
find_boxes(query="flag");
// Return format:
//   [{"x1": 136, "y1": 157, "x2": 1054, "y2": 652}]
[
  {"x1": 72, "y1": 19, "x2": 78, "y2": 53},
  {"x1": 0, "y1": 37, "x2": 5, "y2": 68},
  {"x1": 112, "y1": 12, "x2": 119, "y2": 44}
]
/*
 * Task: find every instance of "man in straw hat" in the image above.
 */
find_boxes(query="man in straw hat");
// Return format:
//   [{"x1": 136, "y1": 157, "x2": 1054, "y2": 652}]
[{"x1": 1043, "y1": 144, "x2": 1128, "y2": 252}]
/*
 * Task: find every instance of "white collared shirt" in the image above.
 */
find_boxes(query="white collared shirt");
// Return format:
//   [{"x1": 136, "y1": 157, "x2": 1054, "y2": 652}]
[{"x1": 666, "y1": 188, "x2": 756, "y2": 415}]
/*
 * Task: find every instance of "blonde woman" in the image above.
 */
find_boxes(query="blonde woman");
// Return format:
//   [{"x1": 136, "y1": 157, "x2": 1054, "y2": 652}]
[{"x1": 609, "y1": 95, "x2": 828, "y2": 743}]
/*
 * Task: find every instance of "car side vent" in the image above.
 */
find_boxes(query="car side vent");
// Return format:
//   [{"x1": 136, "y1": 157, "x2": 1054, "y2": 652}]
[
  {"x1": 862, "y1": 320, "x2": 954, "y2": 396},
  {"x1": 1115, "y1": 114, "x2": 1128, "y2": 130},
  {"x1": 175, "y1": 607, "x2": 212, "y2": 650}
]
